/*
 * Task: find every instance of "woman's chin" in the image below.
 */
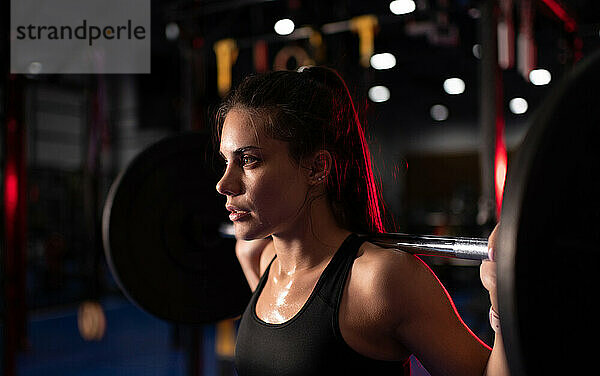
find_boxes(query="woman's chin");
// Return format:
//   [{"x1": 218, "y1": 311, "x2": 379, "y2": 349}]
[{"x1": 233, "y1": 223, "x2": 268, "y2": 241}]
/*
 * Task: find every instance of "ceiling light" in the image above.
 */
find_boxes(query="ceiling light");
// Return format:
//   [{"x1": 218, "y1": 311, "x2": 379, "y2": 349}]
[
  {"x1": 472, "y1": 44, "x2": 481, "y2": 59},
  {"x1": 390, "y1": 0, "x2": 416, "y2": 15},
  {"x1": 368, "y1": 86, "x2": 390, "y2": 103},
  {"x1": 430, "y1": 104, "x2": 449, "y2": 121},
  {"x1": 165, "y1": 22, "x2": 180, "y2": 40},
  {"x1": 529, "y1": 69, "x2": 551, "y2": 85},
  {"x1": 443, "y1": 77, "x2": 465, "y2": 95},
  {"x1": 509, "y1": 97, "x2": 528, "y2": 114},
  {"x1": 274, "y1": 19, "x2": 295, "y2": 36},
  {"x1": 28, "y1": 61, "x2": 42, "y2": 74},
  {"x1": 468, "y1": 8, "x2": 481, "y2": 19},
  {"x1": 370, "y1": 53, "x2": 396, "y2": 70}
]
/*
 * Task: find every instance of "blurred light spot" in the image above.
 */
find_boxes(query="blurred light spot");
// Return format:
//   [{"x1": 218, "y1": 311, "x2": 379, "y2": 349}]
[
  {"x1": 28, "y1": 61, "x2": 42, "y2": 74},
  {"x1": 509, "y1": 97, "x2": 528, "y2": 114},
  {"x1": 472, "y1": 44, "x2": 481, "y2": 59},
  {"x1": 219, "y1": 222, "x2": 235, "y2": 237},
  {"x1": 368, "y1": 86, "x2": 390, "y2": 102},
  {"x1": 390, "y1": 0, "x2": 416, "y2": 15},
  {"x1": 78, "y1": 301, "x2": 106, "y2": 341},
  {"x1": 443, "y1": 77, "x2": 465, "y2": 95},
  {"x1": 430, "y1": 104, "x2": 449, "y2": 121},
  {"x1": 426, "y1": 212, "x2": 447, "y2": 226},
  {"x1": 274, "y1": 19, "x2": 295, "y2": 35},
  {"x1": 468, "y1": 8, "x2": 481, "y2": 19},
  {"x1": 370, "y1": 53, "x2": 396, "y2": 70},
  {"x1": 529, "y1": 69, "x2": 551, "y2": 85},
  {"x1": 165, "y1": 22, "x2": 180, "y2": 40}
]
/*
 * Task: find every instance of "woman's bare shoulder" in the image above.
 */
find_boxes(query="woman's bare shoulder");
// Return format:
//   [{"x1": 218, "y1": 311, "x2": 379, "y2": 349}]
[
  {"x1": 347, "y1": 241, "x2": 440, "y2": 321},
  {"x1": 352, "y1": 241, "x2": 425, "y2": 283},
  {"x1": 346, "y1": 241, "x2": 491, "y2": 374}
]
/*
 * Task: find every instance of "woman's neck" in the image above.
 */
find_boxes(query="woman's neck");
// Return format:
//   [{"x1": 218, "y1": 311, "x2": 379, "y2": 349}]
[{"x1": 270, "y1": 196, "x2": 351, "y2": 277}]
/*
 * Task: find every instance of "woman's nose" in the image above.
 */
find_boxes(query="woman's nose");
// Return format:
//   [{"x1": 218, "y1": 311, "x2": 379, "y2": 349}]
[{"x1": 216, "y1": 166, "x2": 241, "y2": 196}]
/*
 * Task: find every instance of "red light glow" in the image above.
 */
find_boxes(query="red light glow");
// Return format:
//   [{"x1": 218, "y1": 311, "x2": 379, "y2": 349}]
[
  {"x1": 4, "y1": 166, "x2": 18, "y2": 217},
  {"x1": 494, "y1": 134, "x2": 507, "y2": 219},
  {"x1": 415, "y1": 255, "x2": 493, "y2": 351},
  {"x1": 540, "y1": 0, "x2": 577, "y2": 33},
  {"x1": 332, "y1": 69, "x2": 385, "y2": 233}
]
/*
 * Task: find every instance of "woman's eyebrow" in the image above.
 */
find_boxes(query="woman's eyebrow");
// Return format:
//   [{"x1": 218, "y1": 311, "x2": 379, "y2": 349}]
[{"x1": 219, "y1": 146, "x2": 262, "y2": 158}]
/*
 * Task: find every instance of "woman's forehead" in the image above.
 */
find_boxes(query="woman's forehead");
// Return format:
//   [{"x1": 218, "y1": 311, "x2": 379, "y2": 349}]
[
  {"x1": 220, "y1": 110, "x2": 261, "y2": 149},
  {"x1": 220, "y1": 109, "x2": 287, "y2": 156}
]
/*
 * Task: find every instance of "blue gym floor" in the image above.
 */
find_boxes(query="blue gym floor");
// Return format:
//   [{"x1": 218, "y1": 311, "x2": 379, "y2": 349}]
[
  {"x1": 17, "y1": 297, "x2": 190, "y2": 376},
  {"x1": 13, "y1": 296, "x2": 437, "y2": 376},
  {"x1": 15, "y1": 265, "x2": 490, "y2": 376}
]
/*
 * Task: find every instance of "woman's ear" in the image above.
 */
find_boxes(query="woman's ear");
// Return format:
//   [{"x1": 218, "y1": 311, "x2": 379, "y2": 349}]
[{"x1": 307, "y1": 150, "x2": 332, "y2": 185}]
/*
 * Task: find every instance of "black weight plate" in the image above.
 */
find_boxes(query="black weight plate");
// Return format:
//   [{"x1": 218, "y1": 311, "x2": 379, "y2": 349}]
[
  {"x1": 102, "y1": 132, "x2": 251, "y2": 325},
  {"x1": 498, "y1": 51, "x2": 600, "y2": 374}
]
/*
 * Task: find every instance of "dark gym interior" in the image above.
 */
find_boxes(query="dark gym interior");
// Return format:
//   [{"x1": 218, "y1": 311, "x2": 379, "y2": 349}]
[{"x1": 2, "y1": 1, "x2": 599, "y2": 375}]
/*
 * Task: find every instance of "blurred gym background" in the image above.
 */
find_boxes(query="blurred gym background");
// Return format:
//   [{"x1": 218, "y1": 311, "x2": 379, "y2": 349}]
[{"x1": 2, "y1": 0, "x2": 599, "y2": 375}]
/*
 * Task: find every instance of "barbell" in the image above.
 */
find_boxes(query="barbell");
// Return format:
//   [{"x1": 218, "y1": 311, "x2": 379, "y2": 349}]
[{"x1": 102, "y1": 50, "x2": 600, "y2": 375}]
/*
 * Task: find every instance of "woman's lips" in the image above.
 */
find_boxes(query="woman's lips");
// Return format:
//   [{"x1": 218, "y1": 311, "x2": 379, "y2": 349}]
[
  {"x1": 226, "y1": 205, "x2": 251, "y2": 221},
  {"x1": 229, "y1": 210, "x2": 250, "y2": 221}
]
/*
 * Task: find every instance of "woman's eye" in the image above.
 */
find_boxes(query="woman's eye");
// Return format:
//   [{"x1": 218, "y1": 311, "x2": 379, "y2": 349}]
[{"x1": 241, "y1": 155, "x2": 258, "y2": 166}]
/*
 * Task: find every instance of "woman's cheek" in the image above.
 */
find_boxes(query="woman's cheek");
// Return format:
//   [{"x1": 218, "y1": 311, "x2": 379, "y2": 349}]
[{"x1": 252, "y1": 172, "x2": 305, "y2": 221}]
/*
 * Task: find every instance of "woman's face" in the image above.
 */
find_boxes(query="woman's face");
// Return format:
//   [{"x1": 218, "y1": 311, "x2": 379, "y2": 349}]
[{"x1": 216, "y1": 109, "x2": 310, "y2": 240}]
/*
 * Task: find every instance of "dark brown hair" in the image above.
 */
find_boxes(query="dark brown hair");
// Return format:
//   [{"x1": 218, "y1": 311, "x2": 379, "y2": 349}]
[{"x1": 214, "y1": 66, "x2": 385, "y2": 234}]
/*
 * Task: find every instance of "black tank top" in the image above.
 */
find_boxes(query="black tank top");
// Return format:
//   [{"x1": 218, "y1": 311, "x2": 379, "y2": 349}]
[{"x1": 234, "y1": 233, "x2": 409, "y2": 375}]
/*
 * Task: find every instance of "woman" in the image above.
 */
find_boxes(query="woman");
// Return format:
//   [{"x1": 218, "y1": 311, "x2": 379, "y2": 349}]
[{"x1": 215, "y1": 66, "x2": 508, "y2": 375}]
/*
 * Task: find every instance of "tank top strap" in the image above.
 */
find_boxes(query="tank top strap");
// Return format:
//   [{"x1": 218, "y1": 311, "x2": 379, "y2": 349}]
[
  {"x1": 315, "y1": 233, "x2": 367, "y2": 308},
  {"x1": 253, "y1": 233, "x2": 365, "y2": 304},
  {"x1": 253, "y1": 255, "x2": 277, "y2": 297}
]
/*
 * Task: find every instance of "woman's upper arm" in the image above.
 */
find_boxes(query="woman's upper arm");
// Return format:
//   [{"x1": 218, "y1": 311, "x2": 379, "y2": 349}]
[{"x1": 389, "y1": 254, "x2": 490, "y2": 376}]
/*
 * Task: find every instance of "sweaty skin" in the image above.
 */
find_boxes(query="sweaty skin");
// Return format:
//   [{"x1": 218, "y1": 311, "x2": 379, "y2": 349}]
[{"x1": 262, "y1": 265, "x2": 296, "y2": 324}]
